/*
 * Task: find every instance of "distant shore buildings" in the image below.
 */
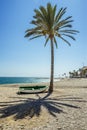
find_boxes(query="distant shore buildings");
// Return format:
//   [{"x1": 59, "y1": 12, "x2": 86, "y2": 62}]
[{"x1": 69, "y1": 66, "x2": 87, "y2": 78}]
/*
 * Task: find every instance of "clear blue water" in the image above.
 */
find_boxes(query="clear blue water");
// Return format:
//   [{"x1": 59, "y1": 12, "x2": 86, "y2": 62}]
[{"x1": 0, "y1": 77, "x2": 50, "y2": 84}]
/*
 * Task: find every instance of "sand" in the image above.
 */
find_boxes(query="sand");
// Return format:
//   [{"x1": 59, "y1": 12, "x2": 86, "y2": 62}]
[{"x1": 0, "y1": 78, "x2": 87, "y2": 130}]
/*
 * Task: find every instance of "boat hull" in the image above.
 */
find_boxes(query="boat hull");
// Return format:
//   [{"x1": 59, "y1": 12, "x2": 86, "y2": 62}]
[{"x1": 19, "y1": 86, "x2": 48, "y2": 94}]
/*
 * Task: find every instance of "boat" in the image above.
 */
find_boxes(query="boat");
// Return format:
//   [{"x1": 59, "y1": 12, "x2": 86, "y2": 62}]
[{"x1": 18, "y1": 85, "x2": 48, "y2": 94}]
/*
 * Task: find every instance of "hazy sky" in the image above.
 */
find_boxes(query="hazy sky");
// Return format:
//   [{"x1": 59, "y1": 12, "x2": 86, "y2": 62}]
[{"x1": 0, "y1": 0, "x2": 87, "y2": 77}]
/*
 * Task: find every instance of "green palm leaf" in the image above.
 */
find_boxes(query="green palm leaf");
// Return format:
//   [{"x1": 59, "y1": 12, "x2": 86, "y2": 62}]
[
  {"x1": 44, "y1": 36, "x2": 49, "y2": 47},
  {"x1": 60, "y1": 24, "x2": 72, "y2": 29},
  {"x1": 59, "y1": 29, "x2": 79, "y2": 35},
  {"x1": 30, "y1": 35, "x2": 43, "y2": 40},
  {"x1": 60, "y1": 36, "x2": 71, "y2": 46},
  {"x1": 62, "y1": 34, "x2": 76, "y2": 40},
  {"x1": 54, "y1": 37, "x2": 58, "y2": 48},
  {"x1": 55, "y1": 7, "x2": 67, "y2": 24}
]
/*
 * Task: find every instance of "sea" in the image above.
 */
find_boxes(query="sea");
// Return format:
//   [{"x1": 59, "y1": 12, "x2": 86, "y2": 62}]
[{"x1": 0, "y1": 77, "x2": 50, "y2": 85}]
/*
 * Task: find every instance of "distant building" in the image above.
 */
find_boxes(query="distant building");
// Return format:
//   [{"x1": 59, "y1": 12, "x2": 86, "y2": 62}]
[
  {"x1": 79, "y1": 66, "x2": 87, "y2": 78},
  {"x1": 69, "y1": 66, "x2": 87, "y2": 78}
]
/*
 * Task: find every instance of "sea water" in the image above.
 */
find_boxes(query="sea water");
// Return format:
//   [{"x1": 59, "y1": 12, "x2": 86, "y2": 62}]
[{"x1": 0, "y1": 77, "x2": 50, "y2": 84}]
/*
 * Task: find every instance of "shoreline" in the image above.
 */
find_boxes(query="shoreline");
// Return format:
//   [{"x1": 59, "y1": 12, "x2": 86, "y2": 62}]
[
  {"x1": 0, "y1": 77, "x2": 60, "y2": 86},
  {"x1": 0, "y1": 77, "x2": 87, "y2": 87}
]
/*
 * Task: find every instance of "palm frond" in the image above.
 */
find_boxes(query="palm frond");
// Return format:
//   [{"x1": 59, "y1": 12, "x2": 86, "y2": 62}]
[
  {"x1": 49, "y1": 4, "x2": 57, "y2": 28},
  {"x1": 39, "y1": 6, "x2": 48, "y2": 25},
  {"x1": 34, "y1": 9, "x2": 45, "y2": 22},
  {"x1": 59, "y1": 29, "x2": 79, "y2": 34},
  {"x1": 62, "y1": 34, "x2": 76, "y2": 40},
  {"x1": 44, "y1": 36, "x2": 49, "y2": 47},
  {"x1": 55, "y1": 7, "x2": 67, "y2": 24},
  {"x1": 53, "y1": 5, "x2": 57, "y2": 18},
  {"x1": 29, "y1": 35, "x2": 43, "y2": 40},
  {"x1": 25, "y1": 29, "x2": 43, "y2": 38},
  {"x1": 55, "y1": 20, "x2": 73, "y2": 30},
  {"x1": 60, "y1": 36, "x2": 71, "y2": 46},
  {"x1": 25, "y1": 25, "x2": 47, "y2": 37},
  {"x1": 39, "y1": 6, "x2": 47, "y2": 19},
  {"x1": 64, "y1": 16, "x2": 72, "y2": 21},
  {"x1": 46, "y1": 3, "x2": 53, "y2": 29},
  {"x1": 47, "y1": 3, "x2": 53, "y2": 14},
  {"x1": 30, "y1": 20, "x2": 39, "y2": 25},
  {"x1": 54, "y1": 37, "x2": 58, "y2": 48},
  {"x1": 25, "y1": 26, "x2": 41, "y2": 33},
  {"x1": 30, "y1": 20, "x2": 48, "y2": 30},
  {"x1": 60, "y1": 24, "x2": 72, "y2": 29},
  {"x1": 25, "y1": 31, "x2": 35, "y2": 37}
]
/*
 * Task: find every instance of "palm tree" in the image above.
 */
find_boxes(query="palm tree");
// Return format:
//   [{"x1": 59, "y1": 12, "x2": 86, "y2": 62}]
[{"x1": 25, "y1": 3, "x2": 79, "y2": 93}]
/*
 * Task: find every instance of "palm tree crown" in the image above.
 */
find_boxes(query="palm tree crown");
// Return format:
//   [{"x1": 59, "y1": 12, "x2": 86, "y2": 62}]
[
  {"x1": 25, "y1": 3, "x2": 78, "y2": 46},
  {"x1": 25, "y1": 3, "x2": 79, "y2": 93}
]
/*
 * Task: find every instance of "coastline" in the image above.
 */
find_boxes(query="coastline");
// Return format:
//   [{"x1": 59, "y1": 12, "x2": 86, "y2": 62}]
[
  {"x1": 0, "y1": 77, "x2": 60, "y2": 86},
  {"x1": 0, "y1": 78, "x2": 87, "y2": 130},
  {"x1": 0, "y1": 77, "x2": 87, "y2": 88}
]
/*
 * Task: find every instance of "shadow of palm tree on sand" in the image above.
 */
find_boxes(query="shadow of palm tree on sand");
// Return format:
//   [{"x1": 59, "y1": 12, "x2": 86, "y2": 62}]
[{"x1": 0, "y1": 93, "x2": 82, "y2": 120}]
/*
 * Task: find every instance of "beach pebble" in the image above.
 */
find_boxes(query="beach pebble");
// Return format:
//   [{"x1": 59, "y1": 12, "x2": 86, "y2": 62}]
[{"x1": 0, "y1": 78, "x2": 87, "y2": 130}]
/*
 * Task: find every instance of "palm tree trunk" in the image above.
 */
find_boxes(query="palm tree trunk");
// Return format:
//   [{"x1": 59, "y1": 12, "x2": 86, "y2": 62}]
[{"x1": 49, "y1": 38, "x2": 54, "y2": 93}]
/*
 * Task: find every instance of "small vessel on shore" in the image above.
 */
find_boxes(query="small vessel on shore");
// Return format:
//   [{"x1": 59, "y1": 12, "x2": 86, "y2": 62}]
[{"x1": 18, "y1": 85, "x2": 48, "y2": 94}]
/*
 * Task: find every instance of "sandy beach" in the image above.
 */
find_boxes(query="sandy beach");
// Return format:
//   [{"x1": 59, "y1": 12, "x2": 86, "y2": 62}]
[{"x1": 0, "y1": 78, "x2": 87, "y2": 130}]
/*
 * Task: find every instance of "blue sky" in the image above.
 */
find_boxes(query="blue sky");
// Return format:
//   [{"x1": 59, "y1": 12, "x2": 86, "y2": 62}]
[{"x1": 0, "y1": 0, "x2": 87, "y2": 77}]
